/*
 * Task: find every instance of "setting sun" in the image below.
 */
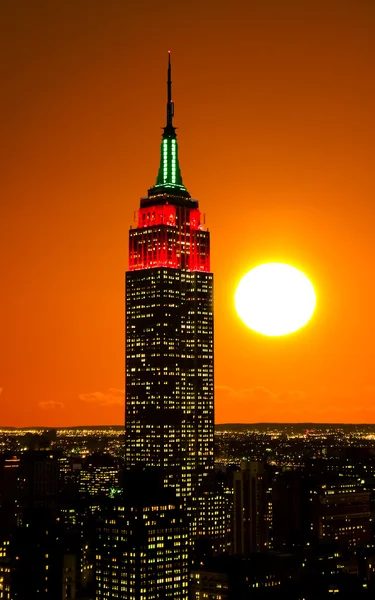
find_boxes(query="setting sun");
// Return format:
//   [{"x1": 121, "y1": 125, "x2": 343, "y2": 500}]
[{"x1": 235, "y1": 263, "x2": 316, "y2": 336}]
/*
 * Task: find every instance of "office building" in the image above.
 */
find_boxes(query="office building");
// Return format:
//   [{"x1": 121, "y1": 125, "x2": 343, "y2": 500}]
[
  {"x1": 233, "y1": 461, "x2": 270, "y2": 554},
  {"x1": 310, "y1": 482, "x2": 371, "y2": 549},
  {"x1": 125, "y1": 55, "x2": 214, "y2": 532},
  {"x1": 95, "y1": 469, "x2": 189, "y2": 600}
]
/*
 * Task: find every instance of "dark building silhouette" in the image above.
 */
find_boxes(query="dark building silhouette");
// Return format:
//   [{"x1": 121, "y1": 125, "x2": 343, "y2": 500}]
[
  {"x1": 4, "y1": 451, "x2": 62, "y2": 600},
  {"x1": 233, "y1": 461, "x2": 270, "y2": 554},
  {"x1": 191, "y1": 553, "x2": 296, "y2": 599},
  {"x1": 0, "y1": 455, "x2": 20, "y2": 600},
  {"x1": 124, "y1": 54, "x2": 214, "y2": 536},
  {"x1": 272, "y1": 468, "x2": 310, "y2": 550},
  {"x1": 0, "y1": 455, "x2": 21, "y2": 538},
  {"x1": 23, "y1": 430, "x2": 55, "y2": 451},
  {"x1": 191, "y1": 547, "x2": 375, "y2": 599}
]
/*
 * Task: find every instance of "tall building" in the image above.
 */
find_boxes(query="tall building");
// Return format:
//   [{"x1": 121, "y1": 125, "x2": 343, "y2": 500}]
[
  {"x1": 95, "y1": 469, "x2": 189, "y2": 600},
  {"x1": 195, "y1": 472, "x2": 233, "y2": 557},
  {"x1": 272, "y1": 468, "x2": 310, "y2": 551},
  {"x1": 125, "y1": 54, "x2": 214, "y2": 524},
  {"x1": 5, "y1": 451, "x2": 62, "y2": 600},
  {"x1": 233, "y1": 461, "x2": 270, "y2": 554}
]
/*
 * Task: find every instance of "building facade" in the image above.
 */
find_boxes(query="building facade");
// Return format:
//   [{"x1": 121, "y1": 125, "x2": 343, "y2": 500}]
[
  {"x1": 125, "y1": 55, "x2": 214, "y2": 525},
  {"x1": 95, "y1": 470, "x2": 189, "y2": 600},
  {"x1": 310, "y1": 482, "x2": 371, "y2": 549},
  {"x1": 196, "y1": 473, "x2": 233, "y2": 556},
  {"x1": 233, "y1": 461, "x2": 270, "y2": 554}
]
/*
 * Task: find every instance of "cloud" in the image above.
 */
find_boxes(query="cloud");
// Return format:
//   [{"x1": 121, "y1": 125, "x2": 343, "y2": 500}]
[
  {"x1": 215, "y1": 385, "x2": 253, "y2": 399},
  {"x1": 215, "y1": 385, "x2": 305, "y2": 404},
  {"x1": 39, "y1": 400, "x2": 65, "y2": 410},
  {"x1": 215, "y1": 385, "x2": 313, "y2": 422},
  {"x1": 215, "y1": 384, "x2": 375, "y2": 422},
  {"x1": 79, "y1": 388, "x2": 124, "y2": 407}
]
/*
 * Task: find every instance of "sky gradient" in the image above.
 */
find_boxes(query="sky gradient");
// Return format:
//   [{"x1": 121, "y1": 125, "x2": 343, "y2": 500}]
[{"x1": 1, "y1": 0, "x2": 375, "y2": 426}]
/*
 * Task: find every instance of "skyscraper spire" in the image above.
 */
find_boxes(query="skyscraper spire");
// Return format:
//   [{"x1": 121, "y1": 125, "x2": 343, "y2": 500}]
[
  {"x1": 150, "y1": 52, "x2": 189, "y2": 197},
  {"x1": 166, "y1": 50, "x2": 174, "y2": 133}
]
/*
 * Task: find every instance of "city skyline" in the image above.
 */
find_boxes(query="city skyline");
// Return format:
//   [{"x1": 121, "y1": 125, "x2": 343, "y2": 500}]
[{"x1": 1, "y1": 1, "x2": 375, "y2": 426}]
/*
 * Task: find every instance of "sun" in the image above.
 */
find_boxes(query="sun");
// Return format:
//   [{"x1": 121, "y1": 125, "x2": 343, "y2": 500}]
[{"x1": 235, "y1": 263, "x2": 316, "y2": 336}]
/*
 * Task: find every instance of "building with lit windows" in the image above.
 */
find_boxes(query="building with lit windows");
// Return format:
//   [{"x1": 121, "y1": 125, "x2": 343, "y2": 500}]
[
  {"x1": 78, "y1": 454, "x2": 119, "y2": 498},
  {"x1": 191, "y1": 554, "x2": 287, "y2": 600},
  {"x1": 0, "y1": 455, "x2": 20, "y2": 600},
  {"x1": 3, "y1": 451, "x2": 62, "y2": 599},
  {"x1": 0, "y1": 455, "x2": 21, "y2": 535},
  {"x1": 310, "y1": 482, "x2": 371, "y2": 549},
  {"x1": 196, "y1": 475, "x2": 233, "y2": 556},
  {"x1": 95, "y1": 469, "x2": 189, "y2": 600},
  {"x1": 125, "y1": 54, "x2": 214, "y2": 532},
  {"x1": 0, "y1": 540, "x2": 11, "y2": 600}
]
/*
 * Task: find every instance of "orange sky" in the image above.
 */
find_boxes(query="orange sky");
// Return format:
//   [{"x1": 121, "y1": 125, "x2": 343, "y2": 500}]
[{"x1": 1, "y1": 0, "x2": 375, "y2": 426}]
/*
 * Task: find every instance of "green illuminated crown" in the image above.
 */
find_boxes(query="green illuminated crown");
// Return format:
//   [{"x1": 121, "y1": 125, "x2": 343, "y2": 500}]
[
  {"x1": 150, "y1": 53, "x2": 190, "y2": 198},
  {"x1": 155, "y1": 136, "x2": 185, "y2": 189}
]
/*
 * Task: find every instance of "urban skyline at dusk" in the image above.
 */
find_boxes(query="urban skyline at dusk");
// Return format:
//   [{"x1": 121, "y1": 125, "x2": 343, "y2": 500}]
[
  {"x1": 2, "y1": 0, "x2": 375, "y2": 426},
  {"x1": 2, "y1": 4, "x2": 375, "y2": 600}
]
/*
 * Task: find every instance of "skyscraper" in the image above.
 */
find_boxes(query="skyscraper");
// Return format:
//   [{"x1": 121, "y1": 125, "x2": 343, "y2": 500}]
[
  {"x1": 4, "y1": 451, "x2": 62, "y2": 599},
  {"x1": 233, "y1": 461, "x2": 270, "y2": 554},
  {"x1": 125, "y1": 54, "x2": 214, "y2": 527},
  {"x1": 95, "y1": 470, "x2": 189, "y2": 600}
]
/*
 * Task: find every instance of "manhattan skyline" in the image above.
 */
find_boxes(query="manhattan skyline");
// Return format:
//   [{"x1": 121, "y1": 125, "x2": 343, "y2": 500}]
[{"x1": 1, "y1": 0, "x2": 375, "y2": 426}]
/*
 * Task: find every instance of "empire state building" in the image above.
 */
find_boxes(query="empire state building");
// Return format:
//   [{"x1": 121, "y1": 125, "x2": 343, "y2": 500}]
[{"x1": 125, "y1": 54, "x2": 214, "y2": 522}]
